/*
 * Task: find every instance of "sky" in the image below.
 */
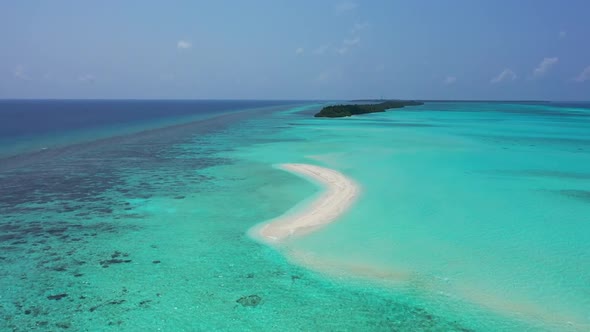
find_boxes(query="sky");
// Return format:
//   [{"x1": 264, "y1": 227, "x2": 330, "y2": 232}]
[{"x1": 0, "y1": 0, "x2": 589, "y2": 100}]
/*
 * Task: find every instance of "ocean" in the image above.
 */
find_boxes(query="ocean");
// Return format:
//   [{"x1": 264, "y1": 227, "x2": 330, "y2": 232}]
[{"x1": 0, "y1": 100, "x2": 589, "y2": 331}]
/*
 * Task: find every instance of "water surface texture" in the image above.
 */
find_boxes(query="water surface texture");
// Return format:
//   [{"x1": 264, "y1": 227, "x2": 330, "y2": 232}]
[{"x1": 1, "y1": 100, "x2": 589, "y2": 331}]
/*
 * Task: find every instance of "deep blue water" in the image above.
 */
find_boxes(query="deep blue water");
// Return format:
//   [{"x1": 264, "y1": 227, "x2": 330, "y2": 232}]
[{"x1": 0, "y1": 100, "x2": 297, "y2": 139}]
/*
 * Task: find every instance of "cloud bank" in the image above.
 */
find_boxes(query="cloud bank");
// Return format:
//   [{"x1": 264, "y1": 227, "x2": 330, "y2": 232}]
[
  {"x1": 13, "y1": 65, "x2": 30, "y2": 80},
  {"x1": 177, "y1": 40, "x2": 192, "y2": 49},
  {"x1": 335, "y1": 2, "x2": 357, "y2": 14},
  {"x1": 575, "y1": 65, "x2": 590, "y2": 82},
  {"x1": 491, "y1": 69, "x2": 517, "y2": 83},
  {"x1": 532, "y1": 57, "x2": 558, "y2": 78},
  {"x1": 444, "y1": 76, "x2": 457, "y2": 85}
]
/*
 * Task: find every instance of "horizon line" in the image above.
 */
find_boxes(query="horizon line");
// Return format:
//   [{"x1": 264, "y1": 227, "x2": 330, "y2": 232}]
[{"x1": 1, "y1": 98, "x2": 589, "y2": 103}]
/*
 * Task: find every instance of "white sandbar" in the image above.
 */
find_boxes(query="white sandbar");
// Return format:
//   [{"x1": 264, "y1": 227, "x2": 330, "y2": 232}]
[{"x1": 254, "y1": 163, "x2": 359, "y2": 243}]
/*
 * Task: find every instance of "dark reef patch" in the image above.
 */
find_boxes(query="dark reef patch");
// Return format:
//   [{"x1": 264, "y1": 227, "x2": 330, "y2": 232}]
[
  {"x1": 556, "y1": 190, "x2": 590, "y2": 202},
  {"x1": 47, "y1": 293, "x2": 68, "y2": 301},
  {"x1": 138, "y1": 299, "x2": 152, "y2": 308},
  {"x1": 55, "y1": 322, "x2": 71, "y2": 329},
  {"x1": 467, "y1": 134, "x2": 590, "y2": 149},
  {"x1": 489, "y1": 169, "x2": 590, "y2": 180},
  {"x1": 88, "y1": 289, "x2": 129, "y2": 313},
  {"x1": 51, "y1": 265, "x2": 68, "y2": 272},
  {"x1": 0, "y1": 104, "x2": 302, "y2": 331},
  {"x1": 35, "y1": 321, "x2": 49, "y2": 327},
  {"x1": 236, "y1": 295, "x2": 262, "y2": 307},
  {"x1": 100, "y1": 258, "x2": 132, "y2": 268},
  {"x1": 365, "y1": 121, "x2": 439, "y2": 128}
]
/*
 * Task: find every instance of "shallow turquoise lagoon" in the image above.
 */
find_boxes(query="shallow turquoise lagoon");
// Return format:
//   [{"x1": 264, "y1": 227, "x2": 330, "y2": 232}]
[{"x1": 1, "y1": 102, "x2": 589, "y2": 331}]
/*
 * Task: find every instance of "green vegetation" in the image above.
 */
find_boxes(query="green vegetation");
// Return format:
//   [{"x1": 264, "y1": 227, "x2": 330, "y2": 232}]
[{"x1": 314, "y1": 100, "x2": 424, "y2": 118}]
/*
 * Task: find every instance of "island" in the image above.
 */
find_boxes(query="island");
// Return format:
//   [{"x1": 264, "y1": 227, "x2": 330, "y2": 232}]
[{"x1": 314, "y1": 100, "x2": 424, "y2": 118}]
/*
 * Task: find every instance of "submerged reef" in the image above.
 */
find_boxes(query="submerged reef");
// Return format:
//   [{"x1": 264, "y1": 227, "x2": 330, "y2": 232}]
[{"x1": 236, "y1": 295, "x2": 262, "y2": 307}]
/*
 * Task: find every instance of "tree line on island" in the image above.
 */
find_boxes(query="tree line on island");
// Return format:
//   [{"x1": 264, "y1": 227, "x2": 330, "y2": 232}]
[{"x1": 314, "y1": 100, "x2": 424, "y2": 118}]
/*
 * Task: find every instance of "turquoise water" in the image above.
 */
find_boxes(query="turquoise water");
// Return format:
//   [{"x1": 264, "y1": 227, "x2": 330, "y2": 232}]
[{"x1": 1, "y1": 101, "x2": 589, "y2": 331}]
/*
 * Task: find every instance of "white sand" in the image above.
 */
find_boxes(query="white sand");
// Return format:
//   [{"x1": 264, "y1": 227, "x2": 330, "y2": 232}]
[{"x1": 255, "y1": 163, "x2": 359, "y2": 243}]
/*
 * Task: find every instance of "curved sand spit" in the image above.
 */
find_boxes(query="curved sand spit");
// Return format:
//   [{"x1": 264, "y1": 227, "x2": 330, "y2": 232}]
[
  {"x1": 255, "y1": 163, "x2": 359, "y2": 243},
  {"x1": 253, "y1": 165, "x2": 590, "y2": 331}
]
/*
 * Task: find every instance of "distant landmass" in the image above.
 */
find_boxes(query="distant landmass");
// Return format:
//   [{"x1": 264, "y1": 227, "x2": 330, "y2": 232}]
[
  {"x1": 416, "y1": 100, "x2": 548, "y2": 103},
  {"x1": 314, "y1": 100, "x2": 424, "y2": 118}
]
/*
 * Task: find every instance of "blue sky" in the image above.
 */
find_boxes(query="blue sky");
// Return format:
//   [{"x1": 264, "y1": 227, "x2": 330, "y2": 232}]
[{"x1": 1, "y1": 0, "x2": 589, "y2": 100}]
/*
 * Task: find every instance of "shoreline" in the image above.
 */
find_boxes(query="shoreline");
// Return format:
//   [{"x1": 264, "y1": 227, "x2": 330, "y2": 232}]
[{"x1": 250, "y1": 163, "x2": 359, "y2": 244}]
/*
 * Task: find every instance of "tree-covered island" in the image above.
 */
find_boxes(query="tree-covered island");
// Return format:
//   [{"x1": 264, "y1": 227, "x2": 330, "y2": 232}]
[{"x1": 314, "y1": 100, "x2": 424, "y2": 118}]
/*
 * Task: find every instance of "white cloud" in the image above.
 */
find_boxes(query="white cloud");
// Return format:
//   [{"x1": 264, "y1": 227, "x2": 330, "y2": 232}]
[
  {"x1": 295, "y1": 47, "x2": 304, "y2": 55},
  {"x1": 317, "y1": 71, "x2": 330, "y2": 81},
  {"x1": 443, "y1": 76, "x2": 457, "y2": 85},
  {"x1": 532, "y1": 57, "x2": 558, "y2": 78},
  {"x1": 78, "y1": 74, "x2": 95, "y2": 83},
  {"x1": 315, "y1": 68, "x2": 342, "y2": 82},
  {"x1": 335, "y1": 1, "x2": 357, "y2": 14},
  {"x1": 351, "y1": 22, "x2": 368, "y2": 34},
  {"x1": 13, "y1": 65, "x2": 30, "y2": 80},
  {"x1": 343, "y1": 37, "x2": 360, "y2": 46},
  {"x1": 559, "y1": 30, "x2": 567, "y2": 39},
  {"x1": 336, "y1": 47, "x2": 348, "y2": 55},
  {"x1": 491, "y1": 69, "x2": 517, "y2": 84},
  {"x1": 339, "y1": 22, "x2": 366, "y2": 54},
  {"x1": 313, "y1": 44, "x2": 330, "y2": 55},
  {"x1": 337, "y1": 36, "x2": 361, "y2": 55},
  {"x1": 315, "y1": 24, "x2": 364, "y2": 56},
  {"x1": 575, "y1": 65, "x2": 590, "y2": 82},
  {"x1": 177, "y1": 40, "x2": 192, "y2": 49}
]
